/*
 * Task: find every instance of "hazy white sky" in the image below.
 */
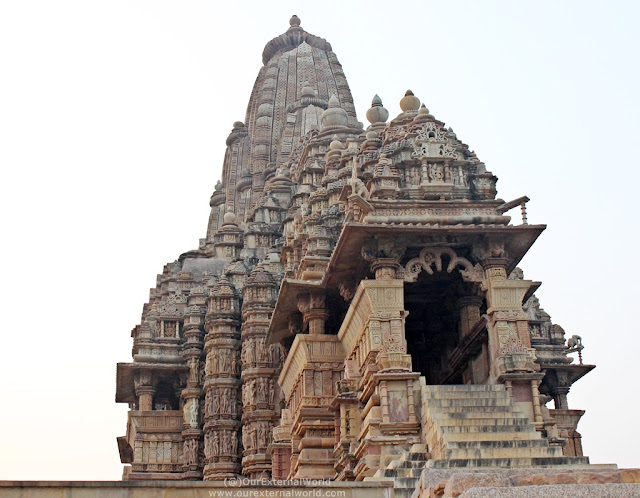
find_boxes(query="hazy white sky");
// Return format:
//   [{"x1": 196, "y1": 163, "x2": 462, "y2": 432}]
[{"x1": 1, "y1": 0, "x2": 638, "y2": 480}]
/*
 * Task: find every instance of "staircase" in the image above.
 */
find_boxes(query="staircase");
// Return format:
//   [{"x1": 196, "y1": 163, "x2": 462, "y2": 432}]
[
  {"x1": 420, "y1": 382, "x2": 588, "y2": 469},
  {"x1": 368, "y1": 445, "x2": 429, "y2": 498},
  {"x1": 369, "y1": 380, "x2": 590, "y2": 497}
]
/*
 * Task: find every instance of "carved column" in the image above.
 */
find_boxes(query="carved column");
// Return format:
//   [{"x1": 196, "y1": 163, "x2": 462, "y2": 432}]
[
  {"x1": 457, "y1": 296, "x2": 482, "y2": 338},
  {"x1": 136, "y1": 385, "x2": 155, "y2": 412},
  {"x1": 331, "y1": 377, "x2": 361, "y2": 481},
  {"x1": 181, "y1": 286, "x2": 206, "y2": 479},
  {"x1": 240, "y1": 264, "x2": 282, "y2": 479},
  {"x1": 338, "y1": 262, "x2": 420, "y2": 479},
  {"x1": 550, "y1": 409, "x2": 585, "y2": 457},
  {"x1": 269, "y1": 408, "x2": 293, "y2": 480},
  {"x1": 483, "y1": 257, "x2": 543, "y2": 428},
  {"x1": 203, "y1": 275, "x2": 242, "y2": 480},
  {"x1": 297, "y1": 291, "x2": 328, "y2": 335}
]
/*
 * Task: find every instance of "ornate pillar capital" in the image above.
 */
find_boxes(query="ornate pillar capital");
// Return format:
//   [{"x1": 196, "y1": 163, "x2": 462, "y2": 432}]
[{"x1": 297, "y1": 291, "x2": 328, "y2": 334}]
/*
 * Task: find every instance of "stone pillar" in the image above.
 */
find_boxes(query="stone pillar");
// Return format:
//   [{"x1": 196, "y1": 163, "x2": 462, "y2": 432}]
[
  {"x1": 457, "y1": 296, "x2": 482, "y2": 338},
  {"x1": 181, "y1": 287, "x2": 206, "y2": 479},
  {"x1": 134, "y1": 370, "x2": 155, "y2": 411},
  {"x1": 337, "y1": 268, "x2": 420, "y2": 480},
  {"x1": 269, "y1": 409, "x2": 293, "y2": 481},
  {"x1": 484, "y1": 257, "x2": 544, "y2": 428},
  {"x1": 483, "y1": 259, "x2": 537, "y2": 376},
  {"x1": 297, "y1": 292, "x2": 328, "y2": 335},
  {"x1": 240, "y1": 264, "x2": 281, "y2": 479},
  {"x1": 278, "y1": 334, "x2": 345, "y2": 479},
  {"x1": 331, "y1": 378, "x2": 360, "y2": 481},
  {"x1": 550, "y1": 409, "x2": 586, "y2": 457},
  {"x1": 203, "y1": 275, "x2": 242, "y2": 480},
  {"x1": 136, "y1": 386, "x2": 155, "y2": 411}
]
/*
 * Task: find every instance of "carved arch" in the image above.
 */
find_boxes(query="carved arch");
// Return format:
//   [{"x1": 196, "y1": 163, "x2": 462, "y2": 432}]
[{"x1": 403, "y1": 247, "x2": 484, "y2": 283}]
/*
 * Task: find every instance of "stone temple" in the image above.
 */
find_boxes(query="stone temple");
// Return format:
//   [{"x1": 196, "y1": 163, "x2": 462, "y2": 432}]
[{"x1": 114, "y1": 16, "x2": 635, "y2": 496}]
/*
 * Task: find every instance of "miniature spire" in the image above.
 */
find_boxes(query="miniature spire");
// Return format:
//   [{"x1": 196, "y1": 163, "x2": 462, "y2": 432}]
[
  {"x1": 330, "y1": 134, "x2": 343, "y2": 150},
  {"x1": 412, "y1": 103, "x2": 435, "y2": 126},
  {"x1": 321, "y1": 94, "x2": 349, "y2": 130},
  {"x1": 223, "y1": 206, "x2": 237, "y2": 225},
  {"x1": 300, "y1": 83, "x2": 316, "y2": 98}
]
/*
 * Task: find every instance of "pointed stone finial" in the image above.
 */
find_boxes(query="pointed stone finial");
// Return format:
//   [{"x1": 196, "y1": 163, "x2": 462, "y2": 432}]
[
  {"x1": 328, "y1": 94, "x2": 340, "y2": 108},
  {"x1": 419, "y1": 104, "x2": 429, "y2": 116},
  {"x1": 400, "y1": 89, "x2": 420, "y2": 112},
  {"x1": 290, "y1": 15, "x2": 301, "y2": 27},
  {"x1": 366, "y1": 94, "x2": 389, "y2": 124},
  {"x1": 214, "y1": 180, "x2": 222, "y2": 191}
]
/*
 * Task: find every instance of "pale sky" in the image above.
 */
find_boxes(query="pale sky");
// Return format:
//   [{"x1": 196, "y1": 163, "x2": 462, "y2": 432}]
[{"x1": 1, "y1": 0, "x2": 638, "y2": 480}]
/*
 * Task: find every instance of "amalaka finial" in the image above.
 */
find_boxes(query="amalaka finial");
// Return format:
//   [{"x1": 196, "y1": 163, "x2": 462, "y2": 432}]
[{"x1": 290, "y1": 15, "x2": 301, "y2": 27}]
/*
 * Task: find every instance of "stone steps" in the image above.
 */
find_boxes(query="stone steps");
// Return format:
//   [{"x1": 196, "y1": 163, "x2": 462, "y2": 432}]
[
  {"x1": 377, "y1": 467, "x2": 424, "y2": 478},
  {"x1": 421, "y1": 384, "x2": 506, "y2": 392},
  {"x1": 422, "y1": 383, "x2": 586, "y2": 468},
  {"x1": 428, "y1": 405, "x2": 520, "y2": 414},
  {"x1": 445, "y1": 440, "x2": 563, "y2": 459},
  {"x1": 441, "y1": 431, "x2": 541, "y2": 443},
  {"x1": 369, "y1": 444, "x2": 429, "y2": 498},
  {"x1": 435, "y1": 416, "x2": 533, "y2": 426},
  {"x1": 422, "y1": 398, "x2": 513, "y2": 407},
  {"x1": 422, "y1": 391, "x2": 511, "y2": 400},
  {"x1": 427, "y1": 456, "x2": 591, "y2": 469},
  {"x1": 440, "y1": 421, "x2": 536, "y2": 433},
  {"x1": 367, "y1": 381, "x2": 593, "y2": 498},
  {"x1": 433, "y1": 411, "x2": 529, "y2": 419}
]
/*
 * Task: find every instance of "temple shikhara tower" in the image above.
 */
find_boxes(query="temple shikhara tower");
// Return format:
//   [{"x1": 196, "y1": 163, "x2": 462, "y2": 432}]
[{"x1": 116, "y1": 16, "x2": 603, "y2": 494}]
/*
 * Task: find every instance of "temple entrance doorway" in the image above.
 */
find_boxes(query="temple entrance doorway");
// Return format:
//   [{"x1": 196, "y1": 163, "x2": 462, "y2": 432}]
[{"x1": 404, "y1": 267, "x2": 485, "y2": 385}]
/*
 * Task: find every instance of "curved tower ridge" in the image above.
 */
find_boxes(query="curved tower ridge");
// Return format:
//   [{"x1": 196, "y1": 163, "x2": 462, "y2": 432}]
[{"x1": 208, "y1": 15, "x2": 361, "y2": 238}]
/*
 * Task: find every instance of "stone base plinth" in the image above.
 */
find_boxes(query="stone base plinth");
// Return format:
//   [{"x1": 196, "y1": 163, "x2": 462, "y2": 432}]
[{"x1": 0, "y1": 481, "x2": 394, "y2": 498}]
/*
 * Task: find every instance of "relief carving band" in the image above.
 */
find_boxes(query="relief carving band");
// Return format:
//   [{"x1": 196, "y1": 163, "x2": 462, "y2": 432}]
[{"x1": 116, "y1": 15, "x2": 598, "y2": 486}]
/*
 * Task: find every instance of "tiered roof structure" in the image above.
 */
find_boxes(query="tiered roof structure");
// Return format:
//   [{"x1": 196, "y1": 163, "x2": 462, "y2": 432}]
[{"x1": 116, "y1": 16, "x2": 596, "y2": 489}]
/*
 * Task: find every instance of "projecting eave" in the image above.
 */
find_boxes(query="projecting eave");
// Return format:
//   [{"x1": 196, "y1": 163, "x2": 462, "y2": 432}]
[
  {"x1": 266, "y1": 278, "x2": 323, "y2": 345},
  {"x1": 115, "y1": 362, "x2": 189, "y2": 403},
  {"x1": 323, "y1": 222, "x2": 547, "y2": 289}
]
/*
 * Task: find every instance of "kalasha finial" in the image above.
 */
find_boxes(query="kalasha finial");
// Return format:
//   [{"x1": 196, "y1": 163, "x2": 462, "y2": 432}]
[
  {"x1": 366, "y1": 94, "x2": 389, "y2": 124},
  {"x1": 400, "y1": 89, "x2": 420, "y2": 112},
  {"x1": 290, "y1": 15, "x2": 301, "y2": 27}
]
